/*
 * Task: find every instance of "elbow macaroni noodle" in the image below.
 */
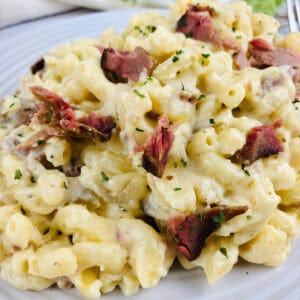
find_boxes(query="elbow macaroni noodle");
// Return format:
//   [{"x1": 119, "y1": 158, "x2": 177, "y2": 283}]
[{"x1": 0, "y1": 0, "x2": 300, "y2": 298}]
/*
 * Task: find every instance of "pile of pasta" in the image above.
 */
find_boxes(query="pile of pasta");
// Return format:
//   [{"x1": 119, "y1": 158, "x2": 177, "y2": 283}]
[{"x1": 0, "y1": 0, "x2": 300, "y2": 298}]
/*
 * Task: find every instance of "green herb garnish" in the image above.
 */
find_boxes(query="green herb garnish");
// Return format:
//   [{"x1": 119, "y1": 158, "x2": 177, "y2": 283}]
[
  {"x1": 14, "y1": 169, "x2": 22, "y2": 180},
  {"x1": 180, "y1": 158, "x2": 187, "y2": 168},
  {"x1": 213, "y1": 211, "x2": 225, "y2": 224},
  {"x1": 101, "y1": 171, "x2": 109, "y2": 182},
  {"x1": 145, "y1": 25, "x2": 157, "y2": 33},
  {"x1": 173, "y1": 233, "x2": 179, "y2": 243},
  {"x1": 220, "y1": 247, "x2": 229, "y2": 258},
  {"x1": 243, "y1": 169, "x2": 251, "y2": 176},
  {"x1": 172, "y1": 56, "x2": 179, "y2": 63},
  {"x1": 201, "y1": 53, "x2": 210, "y2": 59},
  {"x1": 134, "y1": 89, "x2": 146, "y2": 98}
]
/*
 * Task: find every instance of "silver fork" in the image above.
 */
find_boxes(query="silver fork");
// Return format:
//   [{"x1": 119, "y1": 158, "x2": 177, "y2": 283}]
[{"x1": 287, "y1": 0, "x2": 300, "y2": 31}]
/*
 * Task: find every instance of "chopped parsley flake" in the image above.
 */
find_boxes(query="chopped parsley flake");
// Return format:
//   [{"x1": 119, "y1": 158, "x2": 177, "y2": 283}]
[
  {"x1": 0, "y1": 125, "x2": 7, "y2": 129},
  {"x1": 63, "y1": 182, "x2": 68, "y2": 189},
  {"x1": 101, "y1": 171, "x2": 109, "y2": 182},
  {"x1": 173, "y1": 162, "x2": 178, "y2": 168},
  {"x1": 201, "y1": 53, "x2": 210, "y2": 59},
  {"x1": 146, "y1": 76, "x2": 153, "y2": 81},
  {"x1": 134, "y1": 25, "x2": 146, "y2": 35},
  {"x1": 246, "y1": 215, "x2": 252, "y2": 220},
  {"x1": 17, "y1": 133, "x2": 23, "y2": 137},
  {"x1": 213, "y1": 211, "x2": 225, "y2": 224},
  {"x1": 172, "y1": 49, "x2": 184, "y2": 63},
  {"x1": 134, "y1": 89, "x2": 146, "y2": 98},
  {"x1": 198, "y1": 95, "x2": 206, "y2": 101},
  {"x1": 180, "y1": 158, "x2": 187, "y2": 167},
  {"x1": 173, "y1": 233, "x2": 179, "y2": 243},
  {"x1": 139, "y1": 81, "x2": 148, "y2": 86},
  {"x1": 243, "y1": 169, "x2": 251, "y2": 176},
  {"x1": 9, "y1": 103, "x2": 15, "y2": 108},
  {"x1": 174, "y1": 187, "x2": 182, "y2": 191},
  {"x1": 236, "y1": 35, "x2": 242, "y2": 39},
  {"x1": 180, "y1": 81, "x2": 185, "y2": 91},
  {"x1": 145, "y1": 25, "x2": 157, "y2": 33},
  {"x1": 135, "y1": 127, "x2": 144, "y2": 132},
  {"x1": 209, "y1": 118, "x2": 215, "y2": 124},
  {"x1": 232, "y1": 27, "x2": 237, "y2": 32},
  {"x1": 191, "y1": 226, "x2": 196, "y2": 233},
  {"x1": 14, "y1": 169, "x2": 22, "y2": 180},
  {"x1": 187, "y1": 32, "x2": 193, "y2": 38},
  {"x1": 172, "y1": 56, "x2": 180, "y2": 63},
  {"x1": 220, "y1": 247, "x2": 229, "y2": 258},
  {"x1": 30, "y1": 176, "x2": 36, "y2": 183}
]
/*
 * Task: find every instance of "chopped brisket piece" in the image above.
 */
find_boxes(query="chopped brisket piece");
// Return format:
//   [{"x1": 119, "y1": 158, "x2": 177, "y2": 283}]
[
  {"x1": 168, "y1": 205, "x2": 248, "y2": 260},
  {"x1": 100, "y1": 47, "x2": 154, "y2": 83},
  {"x1": 25, "y1": 86, "x2": 115, "y2": 149},
  {"x1": 142, "y1": 115, "x2": 175, "y2": 178},
  {"x1": 233, "y1": 51, "x2": 250, "y2": 69},
  {"x1": 176, "y1": 5, "x2": 240, "y2": 51},
  {"x1": 232, "y1": 125, "x2": 283, "y2": 166},
  {"x1": 78, "y1": 113, "x2": 115, "y2": 142},
  {"x1": 249, "y1": 38, "x2": 300, "y2": 68}
]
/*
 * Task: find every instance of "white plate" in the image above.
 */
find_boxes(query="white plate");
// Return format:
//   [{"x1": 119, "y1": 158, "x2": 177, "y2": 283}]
[{"x1": 0, "y1": 8, "x2": 299, "y2": 300}]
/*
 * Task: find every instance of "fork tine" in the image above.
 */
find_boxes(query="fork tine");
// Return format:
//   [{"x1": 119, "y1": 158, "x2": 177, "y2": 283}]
[
  {"x1": 287, "y1": 0, "x2": 299, "y2": 32},
  {"x1": 295, "y1": 0, "x2": 300, "y2": 31}
]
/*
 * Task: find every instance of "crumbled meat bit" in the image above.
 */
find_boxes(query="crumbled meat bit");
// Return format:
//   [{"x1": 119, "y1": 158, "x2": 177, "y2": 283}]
[
  {"x1": 78, "y1": 113, "x2": 115, "y2": 142},
  {"x1": 31, "y1": 58, "x2": 45, "y2": 74},
  {"x1": 232, "y1": 125, "x2": 283, "y2": 166},
  {"x1": 17, "y1": 127, "x2": 62, "y2": 152},
  {"x1": 12, "y1": 245, "x2": 21, "y2": 252},
  {"x1": 233, "y1": 51, "x2": 250, "y2": 69},
  {"x1": 249, "y1": 38, "x2": 300, "y2": 68},
  {"x1": 22, "y1": 86, "x2": 116, "y2": 149},
  {"x1": 168, "y1": 205, "x2": 248, "y2": 260},
  {"x1": 100, "y1": 47, "x2": 154, "y2": 83},
  {"x1": 142, "y1": 115, "x2": 175, "y2": 178},
  {"x1": 31, "y1": 85, "x2": 78, "y2": 130}
]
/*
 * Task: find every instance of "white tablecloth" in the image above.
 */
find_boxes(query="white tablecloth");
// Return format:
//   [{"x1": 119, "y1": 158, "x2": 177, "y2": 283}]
[{"x1": 0, "y1": 0, "x2": 173, "y2": 28}]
